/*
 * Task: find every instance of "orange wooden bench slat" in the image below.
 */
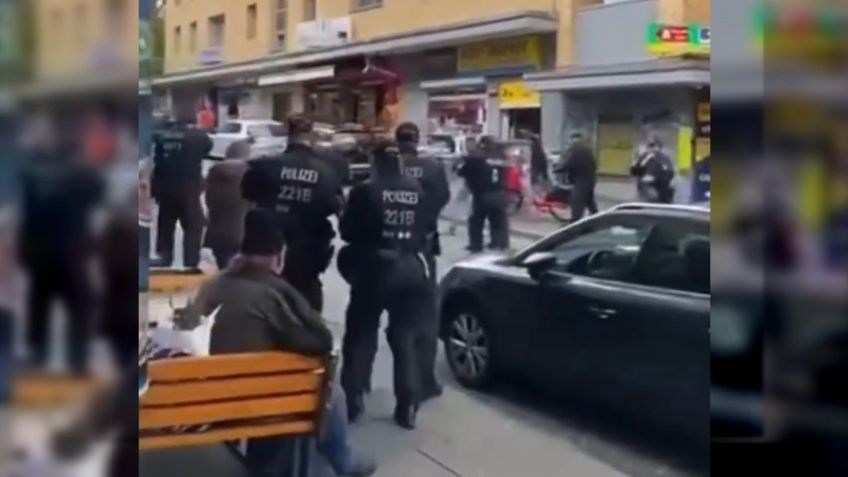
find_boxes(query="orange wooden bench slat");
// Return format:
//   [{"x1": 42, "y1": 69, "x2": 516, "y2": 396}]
[
  {"x1": 13, "y1": 375, "x2": 107, "y2": 408},
  {"x1": 140, "y1": 394, "x2": 320, "y2": 429},
  {"x1": 139, "y1": 420, "x2": 315, "y2": 450},
  {"x1": 148, "y1": 272, "x2": 211, "y2": 293},
  {"x1": 149, "y1": 352, "x2": 325, "y2": 381},
  {"x1": 140, "y1": 372, "x2": 323, "y2": 406}
]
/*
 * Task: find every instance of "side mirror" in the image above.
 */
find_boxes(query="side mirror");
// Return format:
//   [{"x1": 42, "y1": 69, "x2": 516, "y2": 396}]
[{"x1": 522, "y1": 252, "x2": 557, "y2": 280}]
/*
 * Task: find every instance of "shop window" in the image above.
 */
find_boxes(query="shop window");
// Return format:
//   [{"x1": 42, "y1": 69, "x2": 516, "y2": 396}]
[
  {"x1": 173, "y1": 26, "x2": 181, "y2": 54},
  {"x1": 189, "y1": 22, "x2": 197, "y2": 52},
  {"x1": 352, "y1": 0, "x2": 383, "y2": 11},
  {"x1": 209, "y1": 14, "x2": 225, "y2": 48},
  {"x1": 304, "y1": 0, "x2": 317, "y2": 22},
  {"x1": 247, "y1": 4, "x2": 258, "y2": 40},
  {"x1": 275, "y1": 0, "x2": 288, "y2": 51},
  {"x1": 74, "y1": 4, "x2": 87, "y2": 46}
]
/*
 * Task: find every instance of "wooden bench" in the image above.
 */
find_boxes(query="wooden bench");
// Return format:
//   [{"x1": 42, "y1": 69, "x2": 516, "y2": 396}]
[
  {"x1": 13, "y1": 373, "x2": 108, "y2": 409},
  {"x1": 148, "y1": 269, "x2": 212, "y2": 294},
  {"x1": 140, "y1": 351, "x2": 335, "y2": 450}
]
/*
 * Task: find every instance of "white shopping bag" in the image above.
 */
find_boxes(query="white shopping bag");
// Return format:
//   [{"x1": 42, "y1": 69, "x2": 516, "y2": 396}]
[{"x1": 149, "y1": 305, "x2": 220, "y2": 356}]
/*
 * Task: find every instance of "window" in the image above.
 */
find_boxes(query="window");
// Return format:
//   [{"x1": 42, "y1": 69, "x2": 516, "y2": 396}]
[
  {"x1": 545, "y1": 221, "x2": 652, "y2": 282},
  {"x1": 247, "y1": 4, "x2": 257, "y2": 40},
  {"x1": 630, "y1": 223, "x2": 710, "y2": 294},
  {"x1": 189, "y1": 22, "x2": 197, "y2": 52},
  {"x1": 274, "y1": 0, "x2": 288, "y2": 50},
  {"x1": 303, "y1": 0, "x2": 316, "y2": 21},
  {"x1": 248, "y1": 124, "x2": 287, "y2": 138},
  {"x1": 74, "y1": 4, "x2": 87, "y2": 45},
  {"x1": 352, "y1": 0, "x2": 382, "y2": 10},
  {"x1": 173, "y1": 26, "x2": 181, "y2": 54},
  {"x1": 208, "y1": 14, "x2": 225, "y2": 48},
  {"x1": 217, "y1": 123, "x2": 242, "y2": 134}
]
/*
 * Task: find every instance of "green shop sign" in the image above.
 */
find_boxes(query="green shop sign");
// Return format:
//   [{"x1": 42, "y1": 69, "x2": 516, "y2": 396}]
[{"x1": 646, "y1": 23, "x2": 710, "y2": 56}]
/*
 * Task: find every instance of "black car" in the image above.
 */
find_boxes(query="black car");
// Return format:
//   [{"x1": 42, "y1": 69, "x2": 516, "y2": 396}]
[{"x1": 439, "y1": 203, "x2": 710, "y2": 442}]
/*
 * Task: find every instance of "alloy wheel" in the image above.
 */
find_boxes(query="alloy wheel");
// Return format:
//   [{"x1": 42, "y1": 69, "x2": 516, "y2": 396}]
[{"x1": 448, "y1": 312, "x2": 490, "y2": 382}]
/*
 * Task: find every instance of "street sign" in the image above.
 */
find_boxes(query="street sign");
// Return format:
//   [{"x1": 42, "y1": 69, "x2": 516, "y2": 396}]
[{"x1": 647, "y1": 23, "x2": 711, "y2": 56}]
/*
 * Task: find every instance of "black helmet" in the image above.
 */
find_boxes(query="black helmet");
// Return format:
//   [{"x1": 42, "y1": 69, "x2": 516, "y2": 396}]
[{"x1": 394, "y1": 122, "x2": 420, "y2": 145}]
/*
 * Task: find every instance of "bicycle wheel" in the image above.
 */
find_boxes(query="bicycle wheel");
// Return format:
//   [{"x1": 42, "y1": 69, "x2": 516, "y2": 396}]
[
  {"x1": 507, "y1": 190, "x2": 524, "y2": 215},
  {"x1": 547, "y1": 201, "x2": 570, "y2": 223}
]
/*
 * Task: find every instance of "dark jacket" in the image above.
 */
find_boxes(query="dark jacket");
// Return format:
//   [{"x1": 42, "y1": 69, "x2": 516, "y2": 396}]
[
  {"x1": 400, "y1": 144, "x2": 451, "y2": 233},
  {"x1": 196, "y1": 263, "x2": 334, "y2": 356},
  {"x1": 152, "y1": 127, "x2": 212, "y2": 198},
  {"x1": 204, "y1": 160, "x2": 249, "y2": 250},
  {"x1": 555, "y1": 143, "x2": 597, "y2": 185},
  {"x1": 457, "y1": 146, "x2": 502, "y2": 195}
]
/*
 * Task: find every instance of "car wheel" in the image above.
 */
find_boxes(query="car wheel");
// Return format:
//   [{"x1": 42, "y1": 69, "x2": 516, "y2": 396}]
[{"x1": 444, "y1": 306, "x2": 494, "y2": 388}]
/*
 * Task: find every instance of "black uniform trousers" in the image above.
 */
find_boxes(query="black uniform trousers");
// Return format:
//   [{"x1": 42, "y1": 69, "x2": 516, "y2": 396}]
[
  {"x1": 282, "y1": 238, "x2": 333, "y2": 313},
  {"x1": 570, "y1": 180, "x2": 598, "y2": 223},
  {"x1": 341, "y1": 254, "x2": 432, "y2": 405},
  {"x1": 26, "y1": 251, "x2": 93, "y2": 372},
  {"x1": 468, "y1": 191, "x2": 509, "y2": 250},
  {"x1": 155, "y1": 189, "x2": 204, "y2": 268}
]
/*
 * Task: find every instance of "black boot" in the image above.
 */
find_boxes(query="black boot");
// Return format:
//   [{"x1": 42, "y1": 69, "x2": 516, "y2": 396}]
[
  {"x1": 347, "y1": 393, "x2": 365, "y2": 423},
  {"x1": 393, "y1": 403, "x2": 419, "y2": 430}
]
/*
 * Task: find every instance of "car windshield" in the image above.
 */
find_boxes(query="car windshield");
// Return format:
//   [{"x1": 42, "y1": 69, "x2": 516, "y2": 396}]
[
  {"x1": 217, "y1": 123, "x2": 242, "y2": 134},
  {"x1": 248, "y1": 124, "x2": 286, "y2": 137}
]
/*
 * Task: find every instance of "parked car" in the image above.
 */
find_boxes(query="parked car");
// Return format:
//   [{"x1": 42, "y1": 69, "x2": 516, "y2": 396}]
[
  {"x1": 438, "y1": 203, "x2": 710, "y2": 442},
  {"x1": 208, "y1": 119, "x2": 287, "y2": 160}
]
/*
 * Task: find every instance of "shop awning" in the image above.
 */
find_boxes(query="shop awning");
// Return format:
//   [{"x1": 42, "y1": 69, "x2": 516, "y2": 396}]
[
  {"x1": 258, "y1": 66, "x2": 336, "y2": 86},
  {"x1": 420, "y1": 77, "x2": 486, "y2": 91},
  {"x1": 524, "y1": 58, "x2": 710, "y2": 92},
  {"x1": 151, "y1": 11, "x2": 557, "y2": 87}
]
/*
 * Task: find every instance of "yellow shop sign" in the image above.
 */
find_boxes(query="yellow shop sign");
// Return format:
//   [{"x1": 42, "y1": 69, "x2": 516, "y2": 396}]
[
  {"x1": 498, "y1": 81, "x2": 541, "y2": 109},
  {"x1": 458, "y1": 36, "x2": 543, "y2": 73}
]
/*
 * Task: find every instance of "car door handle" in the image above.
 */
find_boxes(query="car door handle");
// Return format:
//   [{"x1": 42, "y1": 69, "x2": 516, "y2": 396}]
[{"x1": 587, "y1": 306, "x2": 617, "y2": 320}]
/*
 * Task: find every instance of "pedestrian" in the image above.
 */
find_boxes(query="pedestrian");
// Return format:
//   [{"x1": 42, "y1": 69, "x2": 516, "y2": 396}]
[
  {"x1": 522, "y1": 130, "x2": 549, "y2": 186},
  {"x1": 631, "y1": 136, "x2": 675, "y2": 204},
  {"x1": 188, "y1": 209, "x2": 376, "y2": 476},
  {"x1": 338, "y1": 141, "x2": 433, "y2": 429},
  {"x1": 555, "y1": 132, "x2": 598, "y2": 222},
  {"x1": 204, "y1": 140, "x2": 250, "y2": 270},
  {"x1": 241, "y1": 115, "x2": 344, "y2": 312},
  {"x1": 151, "y1": 121, "x2": 211, "y2": 270},
  {"x1": 456, "y1": 136, "x2": 510, "y2": 252}
]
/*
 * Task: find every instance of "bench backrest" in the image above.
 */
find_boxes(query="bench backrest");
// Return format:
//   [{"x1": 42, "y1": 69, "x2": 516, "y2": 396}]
[{"x1": 139, "y1": 352, "x2": 331, "y2": 450}]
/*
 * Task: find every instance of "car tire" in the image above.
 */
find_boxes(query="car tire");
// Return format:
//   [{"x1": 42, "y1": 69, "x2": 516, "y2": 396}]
[{"x1": 444, "y1": 304, "x2": 495, "y2": 388}]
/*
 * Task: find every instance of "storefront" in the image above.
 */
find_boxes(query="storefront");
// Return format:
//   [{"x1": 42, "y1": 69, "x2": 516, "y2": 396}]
[
  {"x1": 421, "y1": 35, "x2": 552, "y2": 138},
  {"x1": 526, "y1": 20, "x2": 710, "y2": 178}
]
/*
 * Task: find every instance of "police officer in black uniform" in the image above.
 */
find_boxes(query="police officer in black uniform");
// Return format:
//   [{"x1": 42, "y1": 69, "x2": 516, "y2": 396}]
[
  {"x1": 339, "y1": 141, "x2": 431, "y2": 430},
  {"x1": 396, "y1": 122, "x2": 450, "y2": 400},
  {"x1": 457, "y1": 136, "x2": 510, "y2": 252},
  {"x1": 241, "y1": 116, "x2": 344, "y2": 312},
  {"x1": 151, "y1": 120, "x2": 211, "y2": 269}
]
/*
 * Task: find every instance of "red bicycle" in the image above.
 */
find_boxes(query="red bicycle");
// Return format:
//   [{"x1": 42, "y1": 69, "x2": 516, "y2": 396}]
[{"x1": 507, "y1": 163, "x2": 571, "y2": 223}]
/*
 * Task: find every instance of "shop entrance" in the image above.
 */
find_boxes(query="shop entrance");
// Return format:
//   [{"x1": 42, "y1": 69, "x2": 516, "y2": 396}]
[{"x1": 501, "y1": 107, "x2": 540, "y2": 139}]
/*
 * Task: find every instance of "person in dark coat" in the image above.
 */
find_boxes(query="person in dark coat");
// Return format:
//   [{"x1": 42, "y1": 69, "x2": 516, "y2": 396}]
[
  {"x1": 631, "y1": 136, "x2": 675, "y2": 203},
  {"x1": 204, "y1": 141, "x2": 250, "y2": 269},
  {"x1": 192, "y1": 209, "x2": 376, "y2": 477},
  {"x1": 456, "y1": 137, "x2": 510, "y2": 251},
  {"x1": 555, "y1": 132, "x2": 598, "y2": 222},
  {"x1": 522, "y1": 130, "x2": 549, "y2": 186}
]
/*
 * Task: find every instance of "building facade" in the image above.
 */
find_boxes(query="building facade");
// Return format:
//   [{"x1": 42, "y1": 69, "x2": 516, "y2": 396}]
[{"x1": 155, "y1": 0, "x2": 710, "y2": 153}]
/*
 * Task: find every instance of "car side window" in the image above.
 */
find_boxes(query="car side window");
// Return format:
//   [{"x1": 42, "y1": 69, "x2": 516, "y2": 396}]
[
  {"x1": 545, "y1": 221, "x2": 653, "y2": 281},
  {"x1": 630, "y1": 222, "x2": 710, "y2": 294},
  {"x1": 218, "y1": 123, "x2": 241, "y2": 134}
]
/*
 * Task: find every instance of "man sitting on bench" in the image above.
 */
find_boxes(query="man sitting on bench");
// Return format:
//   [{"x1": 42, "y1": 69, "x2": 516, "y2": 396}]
[{"x1": 190, "y1": 208, "x2": 376, "y2": 477}]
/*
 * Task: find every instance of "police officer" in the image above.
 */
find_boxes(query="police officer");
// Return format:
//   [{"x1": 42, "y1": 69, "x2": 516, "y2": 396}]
[
  {"x1": 241, "y1": 116, "x2": 344, "y2": 312},
  {"x1": 396, "y1": 122, "x2": 450, "y2": 400},
  {"x1": 457, "y1": 136, "x2": 510, "y2": 252},
  {"x1": 339, "y1": 141, "x2": 431, "y2": 430},
  {"x1": 631, "y1": 136, "x2": 675, "y2": 204},
  {"x1": 556, "y1": 132, "x2": 598, "y2": 222},
  {"x1": 151, "y1": 119, "x2": 211, "y2": 269}
]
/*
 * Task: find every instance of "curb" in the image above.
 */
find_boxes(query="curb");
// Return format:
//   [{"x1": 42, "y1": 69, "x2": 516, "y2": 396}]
[{"x1": 439, "y1": 214, "x2": 549, "y2": 241}]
